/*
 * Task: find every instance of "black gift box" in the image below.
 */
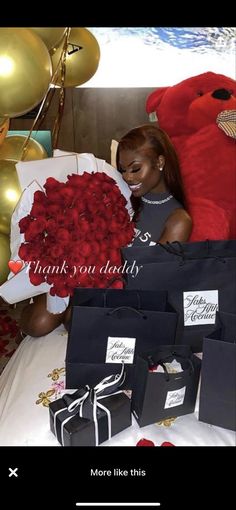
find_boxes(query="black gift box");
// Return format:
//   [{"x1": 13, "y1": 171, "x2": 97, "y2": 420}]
[
  {"x1": 49, "y1": 383, "x2": 131, "y2": 446},
  {"x1": 66, "y1": 288, "x2": 178, "y2": 389},
  {"x1": 131, "y1": 345, "x2": 201, "y2": 427},
  {"x1": 199, "y1": 311, "x2": 236, "y2": 431}
]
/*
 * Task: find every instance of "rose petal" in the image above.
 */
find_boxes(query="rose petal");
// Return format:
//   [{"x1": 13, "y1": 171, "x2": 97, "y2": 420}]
[{"x1": 136, "y1": 438, "x2": 155, "y2": 447}]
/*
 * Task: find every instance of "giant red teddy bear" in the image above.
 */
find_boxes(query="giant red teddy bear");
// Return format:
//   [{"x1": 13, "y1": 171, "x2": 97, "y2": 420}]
[{"x1": 146, "y1": 72, "x2": 236, "y2": 241}]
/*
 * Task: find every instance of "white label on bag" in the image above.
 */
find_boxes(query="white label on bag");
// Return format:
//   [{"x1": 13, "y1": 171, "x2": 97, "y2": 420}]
[
  {"x1": 105, "y1": 337, "x2": 136, "y2": 364},
  {"x1": 183, "y1": 290, "x2": 218, "y2": 326},
  {"x1": 164, "y1": 386, "x2": 186, "y2": 409}
]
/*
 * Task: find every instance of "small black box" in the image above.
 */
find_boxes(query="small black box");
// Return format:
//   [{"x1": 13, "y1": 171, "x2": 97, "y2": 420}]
[
  {"x1": 131, "y1": 345, "x2": 201, "y2": 427},
  {"x1": 49, "y1": 388, "x2": 131, "y2": 446},
  {"x1": 199, "y1": 311, "x2": 236, "y2": 431}
]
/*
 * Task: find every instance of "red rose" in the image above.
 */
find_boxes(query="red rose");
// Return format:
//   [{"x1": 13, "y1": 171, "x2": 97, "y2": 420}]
[
  {"x1": 79, "y1": 219, "x2": 90, "y2": 234},
  {"x1": 19, "y1": 215, "x2": 32, "y2": 233},
  {"x1": 46, "y1": 190, "x2": 61, "y2": 202},
  {"x1": 44, "y1": 177, "x2": 60, "y2": 190},
  {"x1": 59, "y1": 186, "x2": 75, "y2": 204},
  {"x1": 33, "y1": 190, "x2": 47, "y2": 204},
  {"x1": 50, "y1": 245, "x2": 65, "y2": 258},
  {"x1": 29, "y1": 271, "x2": 45, "y2": 286},
  {"x1": 24, "y1": 220, "x2": 46, "y2": 241},
  {"x1": 57, "y1": 228, "x2": 71, "y2": 244},
  {"x1": 30, "y1": 203, "x2": 46, "y2": 217},
  {"x1": 110, "y1": 279, "x2": 123, "y2": 289},
  {"x1": 79, "y1": 241, "x2": 92, "y2": 257},
  {"x1": 109, "y1": 219, "x2": 120, "y2": 233},
  {"x1": 47, "y1": 204, "x2": 61, "y2": 216}
]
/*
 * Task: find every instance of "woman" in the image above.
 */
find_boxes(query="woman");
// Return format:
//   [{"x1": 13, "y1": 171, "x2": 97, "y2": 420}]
[{"x1": 116, "y1": 123, "x2": 192, "y2": 245}]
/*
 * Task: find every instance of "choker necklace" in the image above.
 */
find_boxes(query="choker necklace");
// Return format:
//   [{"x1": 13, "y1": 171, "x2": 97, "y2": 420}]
[{"x1": 141, "y1": 194, "x2": 173, "y2": 205}]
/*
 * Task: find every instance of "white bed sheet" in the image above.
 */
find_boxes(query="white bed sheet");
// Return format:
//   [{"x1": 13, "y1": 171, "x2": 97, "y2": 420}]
[{"x1": 0, "y1": 325, "x2": 235, "y2": 447}]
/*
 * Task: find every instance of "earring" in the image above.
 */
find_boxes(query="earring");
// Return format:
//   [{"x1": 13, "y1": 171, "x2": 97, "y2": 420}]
[{"x1": 159, "y1": 166, "x2": 163, "y2": 172}]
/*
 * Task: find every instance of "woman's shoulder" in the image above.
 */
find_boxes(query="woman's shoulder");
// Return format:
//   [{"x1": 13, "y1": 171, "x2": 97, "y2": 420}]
[
  {"x1": 168, "y1": 207, "x2": 192, "y2": 225},
  {"x1": 159, "y1": 207, "x2": 192, "y2": 243},
  {"x1": 167, "y1": 207, "x2": 192, "y2": 231}
]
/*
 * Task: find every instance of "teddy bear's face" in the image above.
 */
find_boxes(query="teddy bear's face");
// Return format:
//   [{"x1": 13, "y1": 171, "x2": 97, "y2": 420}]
[
  {"x1": 147, "y1": 72, "x2": 236, "y2": 137},
  {"x1": 187, "y1": 89, "x2": 236, "y2": 131}
]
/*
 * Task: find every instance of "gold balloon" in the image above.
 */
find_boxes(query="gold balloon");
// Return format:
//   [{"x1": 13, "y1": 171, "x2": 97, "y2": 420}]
[
  {"x1": 30, "y1": 28, "x2": 66, "y2": 51},
  {"x1": 0, "y1": 135, "x2": 48, "y2": 161},
  {"x1": 0, "y1": 28, "x2": 52, "y2": 118},
  {"x1": 0, "y1": 232, "x2": 11, "y2": 284},
  {"x1": 0, "y1": 160, "x2": 21, "y2": 235},
  {"x1": 0, "y1": 118, "x2": 9, "y2": 147},
  {"x1": 51, "y1": 28, "x2": 100, "y2": 87}
]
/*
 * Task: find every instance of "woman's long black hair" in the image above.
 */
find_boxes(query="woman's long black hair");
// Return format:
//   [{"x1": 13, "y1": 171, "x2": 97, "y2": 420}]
[{"x1": 116, "y1": 124, "x2": 187, "y2": 221}]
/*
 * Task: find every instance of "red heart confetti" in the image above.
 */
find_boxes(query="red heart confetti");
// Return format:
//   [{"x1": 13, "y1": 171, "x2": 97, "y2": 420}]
[{"x1": 8, "y1": 260, "x2": 24, "y2": 274}]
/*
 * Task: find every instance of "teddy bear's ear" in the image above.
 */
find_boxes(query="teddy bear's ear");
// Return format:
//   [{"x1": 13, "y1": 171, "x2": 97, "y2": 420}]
[{"x1": 146, "y1": 87, "x2": 168, "y2": 118}]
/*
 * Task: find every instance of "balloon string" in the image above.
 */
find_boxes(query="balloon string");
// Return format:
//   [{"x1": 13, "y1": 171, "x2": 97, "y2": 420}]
[
  {"x1": 52, "y1": 88, "x2": 66, "y2": 149},
  {"x1": 34, "y1": 87, "x2": 55, "y2": 131},
  {"x1": 20, "y1": 28, "x2": 71, "y2": 161},
  {"x1": 52, "y1": 28, "x2": 71, "y2": 148}
]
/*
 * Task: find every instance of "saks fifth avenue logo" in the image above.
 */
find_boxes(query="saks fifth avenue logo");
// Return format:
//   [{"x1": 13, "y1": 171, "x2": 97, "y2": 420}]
[
  {"x1": 105, "y1": 337, "x2": 136, "y2": 364},
  {"x1": 165, "y1": 386, "x2": 186, "y2": 409},
  {"x1": 183, "y1": 290, "x2": 218, "y2": 326}
]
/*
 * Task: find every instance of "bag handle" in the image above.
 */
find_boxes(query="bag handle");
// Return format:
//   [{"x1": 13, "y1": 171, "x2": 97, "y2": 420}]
[
  {"x1": 157, "y1": 361, "x2": 171, "y2": 382},
  {"x1": 156, "y1": 242, "x2": 186, "y2": 258},
  {"x1": 148, "y1": 351, "x2": 194, "y2": 379},
  {"x1": 147, "y1": 355, "x2": 170, "y2": 382},
  {"x1": 107, "y1": 306, "x2": 146, "y2": 319},
  {"x1": 157, "y1": 241, "x2": 226, "y2": 263}
]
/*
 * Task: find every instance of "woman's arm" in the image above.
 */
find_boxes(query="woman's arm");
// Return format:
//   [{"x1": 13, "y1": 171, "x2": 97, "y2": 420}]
[{"x1": 158, "y1": 208, "x2": 192, "y2": 244}]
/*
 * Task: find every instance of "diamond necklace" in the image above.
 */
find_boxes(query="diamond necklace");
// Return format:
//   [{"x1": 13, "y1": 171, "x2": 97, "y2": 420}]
[{"x1": 141, "y1": 194, "x2": 173, "y2": 205}]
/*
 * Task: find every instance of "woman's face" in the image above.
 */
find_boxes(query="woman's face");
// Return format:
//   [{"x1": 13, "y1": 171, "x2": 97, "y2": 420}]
[{"x1": 118, "y1": 147, "x2": 166, "y2": 197}]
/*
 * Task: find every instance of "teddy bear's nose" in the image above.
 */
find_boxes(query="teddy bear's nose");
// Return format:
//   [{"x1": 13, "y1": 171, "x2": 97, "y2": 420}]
[{"x1": 211, "y1": 88, "x2": 232, "y2": 100}]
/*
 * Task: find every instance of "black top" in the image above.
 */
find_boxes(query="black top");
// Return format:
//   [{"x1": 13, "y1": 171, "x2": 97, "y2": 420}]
[{"x1": 131, "y1": 191, "x2": 182, "y2": 246}]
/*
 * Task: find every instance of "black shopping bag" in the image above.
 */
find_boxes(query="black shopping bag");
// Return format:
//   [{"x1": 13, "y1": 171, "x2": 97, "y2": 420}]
[
  {"x1": 131, "y1": 345, "x2": 201, "y2": 427},
  {"x1": 199, "y1": 311, "x2": 236, "y2": 431},
  {"x1": 66, "y1": 288, "x2": 178, "y2": 389},
  {"x1": 122, "y1": 240, "x2": 236, "y2": 352}
]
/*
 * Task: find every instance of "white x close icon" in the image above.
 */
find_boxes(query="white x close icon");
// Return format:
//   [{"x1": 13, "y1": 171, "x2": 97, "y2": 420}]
[{"x1": 8, "y1": 467, "x2": 18, "y2": 478}]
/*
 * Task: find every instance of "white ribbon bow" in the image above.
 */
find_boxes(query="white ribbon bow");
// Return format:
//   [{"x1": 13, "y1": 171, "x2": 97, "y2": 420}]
[{"x1": 53, "y1": 364, "x2": 126, "y2": 446}]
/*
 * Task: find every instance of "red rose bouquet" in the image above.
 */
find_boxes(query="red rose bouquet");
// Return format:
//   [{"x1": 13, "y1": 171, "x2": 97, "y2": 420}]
[{"x1": 18, "y1": 172, "x2": 134, "y2": 298}]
